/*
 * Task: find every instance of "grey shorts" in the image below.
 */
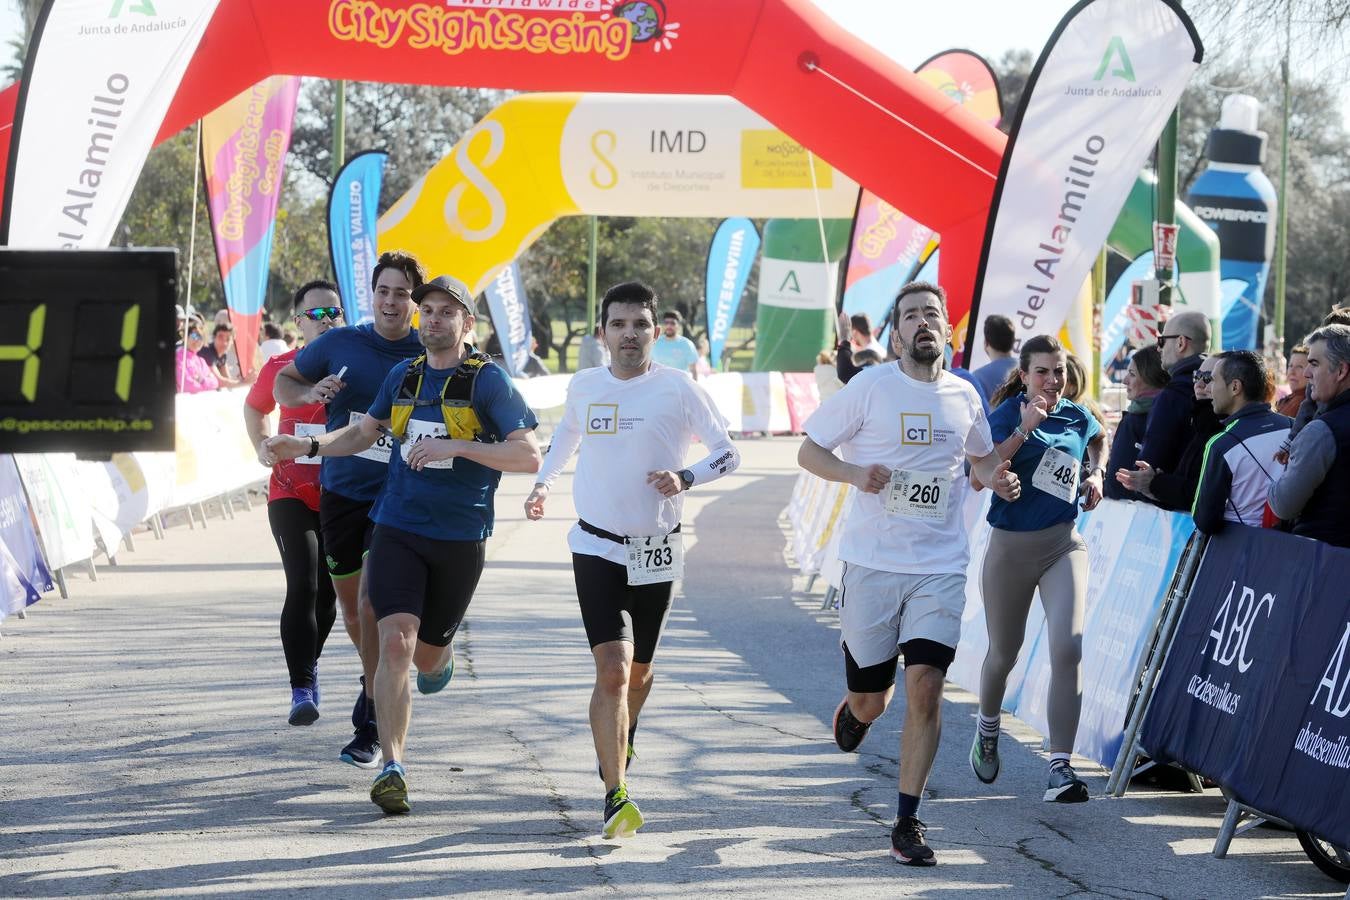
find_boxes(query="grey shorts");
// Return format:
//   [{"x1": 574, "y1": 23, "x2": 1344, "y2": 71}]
[{"x1": 838, "y1": 563, "x2": 965, "y2": 668}]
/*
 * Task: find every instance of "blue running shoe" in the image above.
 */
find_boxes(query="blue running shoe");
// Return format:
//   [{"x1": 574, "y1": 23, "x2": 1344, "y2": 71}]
[
  {"x1": 416, "y1": 655, "x2": 454, "y2": 695},
  {"x1": 288, "y1": 687, "x2": 319, "y2": 726}
]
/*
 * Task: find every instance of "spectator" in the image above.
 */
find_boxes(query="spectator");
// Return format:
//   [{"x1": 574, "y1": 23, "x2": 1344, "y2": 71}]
[
  {"x1": 577, "y1": 323, "x2": 609, "y2": 370},
  {"x1": 199, "y1": 322, "x2": 244, "y2": 387},
  {"x1": 282, "y1": 324, "x2": 299, "y2": 349},
  {"x1": 849, "y1": 312, "x2": 885, "y2": 356},
  {"x1": 834, "y1": 311, "x2": 889, "y2": 383},
  {"x1": 1192, "y1": 351, "x2": 1290, "y2": 534},
  {"x1": 694, "y1": 336, "x2": 715, "y2": 378},
  {"x1": 1063, "y1": 351, "x2": 1107, "y2": 434},
  {"x1": 1276, "y1": 346, "x2": 1309, "y2": 418},
  {"x1": 1279, "y1": 307, "x2": 1350, "y2": 462},
  {"x1": 814, "y1": 348, "x2": 843, "y2": 401},
  {"x1": 971, "y1": 314, "x2": 1016, "y2": 402},
  {"x1": 521, "y1": 335, "x2": 551, "y2": 378},
  {"x1": 1269, "y1": 324, "x2": 1350, "y2": 546},
  {"x1": 651, "y1": 309, "x2": 699, "y2": 374},
  {"x1": 1104, "y1": 346, "x2": 1169, "y2": 501},
  {"x1": 176, "y1": 315, "x2": 219, "y2": 393},
  {"x1": 1137, "y1": 311, "x2": 1211, "y2": 475},
  {"x1": 1106, "y1": 343, "x2": 1134, "y2": 384},
  {"x1": 259, "y1": 321, "x2": 289, "y2": 364},
  {"x1": 1116, "y1": 354, "x2": 1223, "y2": 511}
]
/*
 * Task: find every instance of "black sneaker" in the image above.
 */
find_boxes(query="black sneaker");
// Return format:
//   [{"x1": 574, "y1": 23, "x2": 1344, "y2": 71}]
[
  {"x1": 890, "y1": 815, "x2": 936, "y2": 866},
  {"x1": 1044, "y1": 763, "x2": 1089, "y2": 803},
  {"x1": 833, "y1": 698, "x2": 870, "y2": 753},
  {"x1": 351, "y1": 677, "x2": 370, "y2": 730},
  {"x1": 340, "y1": 721, "x2": 381, "y2": 769}
]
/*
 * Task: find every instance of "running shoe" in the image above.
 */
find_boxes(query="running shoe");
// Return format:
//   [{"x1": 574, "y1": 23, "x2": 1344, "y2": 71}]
[
  {"x1": 970, "y1": 731, "x2": 1000, "y2": 784},
  {"x1": 602, "y1": 783, "x2": 644, "y2": 839},
  {"x1": 340, "y1": 721, "x2": 381, "y2": 769},
  {"x1": 596, "y1": 742, "x2": 637, "y2": 782},
  {"x1": 352, "y1": 677, "x2": 369, "y2": 730},
  {"x1": 832, "y1": 698, "x2": 871, "y2": 752},
  {"x1": 370, "y1": 762, "x2": 410, "y2": 815},
  {"x1": 1044, "y1": 763, "x2": 1090, "y2": 803},
  {"x1": 890, "y1": 815, "x2": 936, "y2": 866},
  {"x1": 416, "y1": 655, "x2": 454, "y2": 695},
  {"x1": 288, "y1": 687, "x2": 320, "y2": 727}
]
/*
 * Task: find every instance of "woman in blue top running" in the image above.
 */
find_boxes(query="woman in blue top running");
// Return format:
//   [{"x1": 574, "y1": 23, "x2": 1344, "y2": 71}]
[{"x1": 968, "y1": 334, "x2": 1105, "y2": 804}]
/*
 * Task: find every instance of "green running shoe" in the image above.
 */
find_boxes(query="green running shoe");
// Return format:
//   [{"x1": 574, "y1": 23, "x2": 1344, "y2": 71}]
[
  {"x1": 602, "y1": 783, "x2": 644, "y2": 839},
  {"x1": 370, "y1": 762, "x2": 410, "y2": 814},
  {"x1": 970, "y1": 730, "x2": 1000, "y2": 784}
]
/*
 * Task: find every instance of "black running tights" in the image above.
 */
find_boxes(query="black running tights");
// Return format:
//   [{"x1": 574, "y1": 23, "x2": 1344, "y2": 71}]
[{"x1": 268, "y1": 499, "x2": 338, "y2": 688}]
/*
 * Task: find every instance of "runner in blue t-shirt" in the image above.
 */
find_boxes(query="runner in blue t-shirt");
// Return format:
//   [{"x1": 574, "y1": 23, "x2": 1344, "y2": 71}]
[
  {"x1": 267, "y1": 274, "x2": 541, "y2": 816},
  {"x1": 968, "y1": 334, "x2": 1105, "y2": 805},
  {"x1": 273, "y1": 250, "x2": 426, "y2": 769}
]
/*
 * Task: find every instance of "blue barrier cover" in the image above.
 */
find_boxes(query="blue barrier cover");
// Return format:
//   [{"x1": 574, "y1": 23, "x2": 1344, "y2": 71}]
[
  {"x1": 1141, "y1": 525, "x2": 1350, "y2": 847},
  {"x1": 0, "y1": 454, "x2": 53, "y2": 617}
]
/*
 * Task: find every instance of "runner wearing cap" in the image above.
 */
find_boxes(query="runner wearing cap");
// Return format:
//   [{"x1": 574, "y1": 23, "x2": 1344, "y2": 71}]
[
  {"x1": 798, "y1": 281, "x2": 1020, "y2": 867},
  {"x1": 273, "y1": 251, "x2": 425, "y2": 768},
  {"x1": 524, "y1": 281, "x2": 741, "y2": 839},
  {"x1": 969, "y1": 334, "x2": 1104, "y2": 803},
  {"x1": 244, "y1": 280, "x2": 342, "y2": 725},
  {"x1": 267, "y1": 274, "x2": 541, "y2": 814}
]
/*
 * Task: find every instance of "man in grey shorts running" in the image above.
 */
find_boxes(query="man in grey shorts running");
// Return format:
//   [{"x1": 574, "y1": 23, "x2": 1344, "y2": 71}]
[{"x1": 798, "y1": 281, "x2": 1020, "y2": 867}]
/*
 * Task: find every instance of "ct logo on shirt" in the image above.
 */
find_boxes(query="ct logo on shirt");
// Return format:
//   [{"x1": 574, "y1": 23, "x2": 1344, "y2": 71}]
[
  {"x1": 901, "y1": 413, "x2": 932, "y2": 445},
  {"x1": 587, "y1": 403, "x2": 619, "y2": 435}
]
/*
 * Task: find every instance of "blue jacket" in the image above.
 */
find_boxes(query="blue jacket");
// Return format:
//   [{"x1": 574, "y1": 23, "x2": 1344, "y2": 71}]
[{"x1": 1138, "y1": 354, "x2": 1204, "y2": 475}]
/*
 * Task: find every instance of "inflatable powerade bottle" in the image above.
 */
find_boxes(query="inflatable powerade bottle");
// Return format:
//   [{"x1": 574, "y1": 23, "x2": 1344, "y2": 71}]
[
  {"x1": 752, "y1": 218, "x2": 852, "y2": 372},
  {"x1": 1184, "y1": 94, "x2": 1277, "y2": 350}
]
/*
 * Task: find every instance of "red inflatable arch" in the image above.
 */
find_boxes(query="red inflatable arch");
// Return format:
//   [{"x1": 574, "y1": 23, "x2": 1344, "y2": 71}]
[{"x1": 1, "y1": 0, "x2": 1007, "y2": 311}]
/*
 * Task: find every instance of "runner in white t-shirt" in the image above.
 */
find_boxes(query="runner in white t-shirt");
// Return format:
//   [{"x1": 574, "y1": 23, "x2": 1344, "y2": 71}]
[
  {"x1": 799, "y1": 281, "x2": 1021, "y2": 868},
  {"x1": 525, "y1": 281, "x2": 741, "y2": 839}
]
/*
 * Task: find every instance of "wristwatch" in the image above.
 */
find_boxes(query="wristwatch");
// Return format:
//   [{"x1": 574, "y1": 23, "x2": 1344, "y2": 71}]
[
  {"x1": 305, "y1": 436, "x2": 320, "y2": 458},
  {"x1": 678, "y1": 469, "x2": 695, "y2": 491}
]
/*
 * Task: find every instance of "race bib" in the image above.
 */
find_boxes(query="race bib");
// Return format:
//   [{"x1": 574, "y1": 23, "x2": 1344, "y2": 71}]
[
  {"x1": 1033, "y1": 447, "x2": 1080, "y2": 504},
  {"x1": 349, "y1": 411, "x2": 393, "y2": 464},
  {"x1": 884, "y1": 469, "x2": 952, "y2": 520},
  {"x1": 625, "y1": 532, "x2": 684, "y2": 586},
  {"x1": 293, "y1": 422, "x2": 325, "y2": 465},
  {"x1": 401, "y1": 419, "x2": 455, "y2": 470}
]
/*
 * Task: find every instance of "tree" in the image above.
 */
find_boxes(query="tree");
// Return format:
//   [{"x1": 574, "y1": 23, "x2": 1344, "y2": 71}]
[
  {"x1": 289, "y1": 81, "x2": 507, "y2": 202},
  {"x1": 2, "y1": 0, "x2": 42, "y2": 82}
]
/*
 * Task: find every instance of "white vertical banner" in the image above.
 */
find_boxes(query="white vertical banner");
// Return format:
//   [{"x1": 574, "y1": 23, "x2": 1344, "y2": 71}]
[
  {"x1": 965, "y1": 0, "x2": 1203, "y2": 369},
  {"x1": 1, "y1": 0, "x2": 223, "y2": 247}
]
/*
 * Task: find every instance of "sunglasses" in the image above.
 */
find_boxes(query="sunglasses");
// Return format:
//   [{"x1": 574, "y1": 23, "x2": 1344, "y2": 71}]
[
  {"x1": 1156, "y1": 334, "x2": 1183, "y2": 350},
  {"x1": 1193, "y1": 371, "x2": 1215, "y2": 385},
  {"x1": 298, "y1": 307, "x2": 344, "y2": 322}
]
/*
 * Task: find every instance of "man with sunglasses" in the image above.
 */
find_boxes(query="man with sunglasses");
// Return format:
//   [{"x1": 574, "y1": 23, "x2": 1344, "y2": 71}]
[
  {"x1": 1136, "y1": 311, "x2": 1211, "y2": 479},
  {"x1": 274, "y1": 251, "x2": 426, "y2": 770},
  {"x1": 245, "y1": 281, "x2": 344, "y2": 725}
]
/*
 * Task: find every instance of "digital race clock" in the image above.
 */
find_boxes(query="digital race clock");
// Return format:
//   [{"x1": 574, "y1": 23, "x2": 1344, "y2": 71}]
[{"x1": 0, "y1": 248, "x2": 178, "y2": 453}]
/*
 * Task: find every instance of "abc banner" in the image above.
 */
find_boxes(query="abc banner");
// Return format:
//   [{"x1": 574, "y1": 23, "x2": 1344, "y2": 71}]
[
  {"x1": 1141, "y1": 526, "x2": 1350, "y2": 848},
  {"x1": 202, "y1": 75, "x2": 302, "y2": 379},
  {"x1": 841, "y1": 50, "x2": 1003, "y2": 332},
  {"x1": 965, "y1": 0, "x2": 1203, "y2": 368},
  {"x1": 328, "y1": 150, "x2": 388, "y2": 325},
  {"x1": 1, "y1": 0, "x2": 222, "y2": 246},
  {"x1": 704, "y1": 218, "x2": 760, "y2": 371},
  {"x1": 482, "y1": 262, "x2": 532, "y2": 378}
]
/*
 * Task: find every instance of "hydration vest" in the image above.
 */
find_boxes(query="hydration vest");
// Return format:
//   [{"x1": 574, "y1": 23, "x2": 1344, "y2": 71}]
[{"x1": 389, "y1": 350, "x2": 493, "y2": 443}]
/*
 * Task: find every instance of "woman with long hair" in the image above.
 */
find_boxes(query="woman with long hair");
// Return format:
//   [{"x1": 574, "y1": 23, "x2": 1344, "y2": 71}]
[
  {"x1": 1104, "y1": 346, "x2": 1169, "y2": 501},
  {"x1": 971, "y1": 334, "x2": 1105, "y2": 803}
]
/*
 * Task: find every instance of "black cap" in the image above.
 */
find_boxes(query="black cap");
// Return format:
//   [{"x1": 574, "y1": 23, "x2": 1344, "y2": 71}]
[{"x1": 411, "y1": 274, "x2": 474, "y2": 314}]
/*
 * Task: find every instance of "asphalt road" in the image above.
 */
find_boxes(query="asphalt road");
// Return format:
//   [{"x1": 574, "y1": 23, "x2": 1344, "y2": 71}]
[{"x1": 1, "y1": 437, "x2": 1342, "y2": 898}]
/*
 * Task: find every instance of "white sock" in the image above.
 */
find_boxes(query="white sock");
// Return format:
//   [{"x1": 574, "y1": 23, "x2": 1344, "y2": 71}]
[
  {"x1": 1049, "y1": 752, "x2": 1071, "y2": 770},
  {"x1": 978, "y1": 714, "x2": 1000, "y2": 737}
]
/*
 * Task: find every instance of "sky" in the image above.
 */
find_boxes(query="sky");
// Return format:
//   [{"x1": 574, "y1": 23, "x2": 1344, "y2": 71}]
[{"x1": 0, "y1": 1, "x2": 1345, "y2": 139}]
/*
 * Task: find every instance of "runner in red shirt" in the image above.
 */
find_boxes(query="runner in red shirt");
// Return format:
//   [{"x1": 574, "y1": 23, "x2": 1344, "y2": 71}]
[{"x1": 244, "y1": 281, "x2": 344, "y2": 725}]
